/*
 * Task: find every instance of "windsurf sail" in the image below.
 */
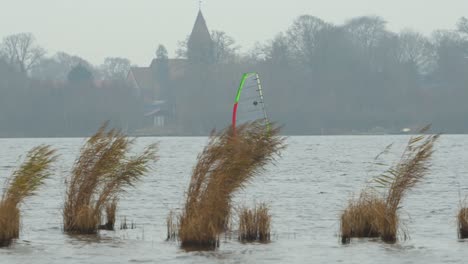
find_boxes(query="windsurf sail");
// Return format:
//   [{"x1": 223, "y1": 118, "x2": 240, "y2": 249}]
[{"x1": 232, "y1": 72, "x2": 269, "y2": 132}]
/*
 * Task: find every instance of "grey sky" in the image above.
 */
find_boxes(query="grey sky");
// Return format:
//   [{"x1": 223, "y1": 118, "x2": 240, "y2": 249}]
[{"x1": 1, "y1": 0, "x2": 467, "y2": 66}]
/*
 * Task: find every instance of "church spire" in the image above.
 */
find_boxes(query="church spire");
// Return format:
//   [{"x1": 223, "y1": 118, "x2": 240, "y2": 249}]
[{"x1": 187, "y1": 10, "x2": 214, "y2": 64}]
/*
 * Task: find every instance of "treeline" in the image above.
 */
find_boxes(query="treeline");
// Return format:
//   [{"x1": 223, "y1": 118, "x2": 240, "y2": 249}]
[
  {"x1": 0, "y1": 48, "x2": 141, "y2": 137},
  {"x1": 1, "y1": 15, "x2": 468, "y2": 136},
  {"x1": 174, "y1": 16, "x2": 468, "y2": 135},
  {"x1": 0, "y1": 32, "x2": 142, "y2": 137}
]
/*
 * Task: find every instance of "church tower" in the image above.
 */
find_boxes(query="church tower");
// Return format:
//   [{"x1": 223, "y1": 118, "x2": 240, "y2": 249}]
[{"x1": 187, "y1": 10, "x2": 214, "y2": 64}]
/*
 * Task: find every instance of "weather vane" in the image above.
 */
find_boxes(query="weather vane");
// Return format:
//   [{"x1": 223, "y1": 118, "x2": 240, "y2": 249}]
[{"x1": 198, "y1": 0, "x2": 203, "y2": 10}]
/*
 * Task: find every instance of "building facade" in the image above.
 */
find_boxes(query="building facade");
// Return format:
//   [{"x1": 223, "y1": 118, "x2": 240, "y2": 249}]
[{"x1": 127, "y1": 10, "x2": 213, "y2": 129}]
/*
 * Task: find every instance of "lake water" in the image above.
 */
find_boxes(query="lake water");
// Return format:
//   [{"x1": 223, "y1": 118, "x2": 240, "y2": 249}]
[{"x1": 0, "y1": 135, "x2": 468, "y2": 263}]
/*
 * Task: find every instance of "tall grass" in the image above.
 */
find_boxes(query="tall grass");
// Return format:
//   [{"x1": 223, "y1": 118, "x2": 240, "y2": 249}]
[
  {"x1": 458, "y1": 206, "x2": 468, "y2": 239},
  {"x1": 100, "y1": 198, "x2": 117, "y2": 230},
  {"x1": 166, "y1": 210, "x2": 178, "y2": 241},
  {"x1": 63, "y1": 124, "x2": 158, "y2": 234},
  {"x1": 238, "y1": 203, "x2": 271, "y2": 242},
  {"x1": 0, "y1": 145, "x2": 57, "y2": 247},
  {"x1": 341, "y1": 129, "x2": 439, "y2": 243},
  {"x1": 0, "y1": 202, "x2": 20, "y2": 247},
  {"x1": 178, "y1": 122, "x2": 285, "y2": 249},
  {"x1": 340, "y1": 191, "x2": 383, "y2": 243}
]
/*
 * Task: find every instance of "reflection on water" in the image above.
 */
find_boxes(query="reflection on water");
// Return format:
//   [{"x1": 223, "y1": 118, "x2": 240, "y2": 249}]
[
  {"x1": 0, "y1": 135, "x2": 467, "y2": 263},
  {"x1": 64, "y1": 233, "x2": 119, "y2": 245}
]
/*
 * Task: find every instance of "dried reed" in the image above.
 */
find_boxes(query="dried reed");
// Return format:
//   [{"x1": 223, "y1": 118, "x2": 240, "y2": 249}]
[
  {"x1": 458, "y1": 207, "x2": 468, "y2": 239},
  {"x1": 166, "y1": 210, "x2": 178, "y2": 241},
  {"x1": 340, "y1": 191, "x2": 383, "y2": 243},
  {"x1": 341, "y1": 129, "x2": 439, "y2": 244},
  {"x1": 63, "y1": 124, "x2": 158, "y2": 234},
  {"x1": 0, "y1": 145, "x2": 57, "y2": 247},
  {"x1": 119, "y1": 217, "x2": 136, "y2": 230},
  {"x1": 99, "y1": 198, "x2": 117, "y2": 230},
  {"x1": 178, "y1": 122, "x2": 285, "y2": 249},
  {"x1": 0, "y1": 201, "x2": 20, "y2": 247},
  {"x1": 238, "y1": 203, "x2": 271, "y2": 242}
]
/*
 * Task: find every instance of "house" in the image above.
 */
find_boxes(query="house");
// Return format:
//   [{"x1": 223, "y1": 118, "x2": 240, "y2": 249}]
[{"x1": 127, "y1": 10, "x2": 213, "y2": 128}]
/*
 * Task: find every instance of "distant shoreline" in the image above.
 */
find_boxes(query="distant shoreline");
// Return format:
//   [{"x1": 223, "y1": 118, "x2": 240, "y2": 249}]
[{"x1": 0, "y1": 132, "x2": 457, "y2": 139}]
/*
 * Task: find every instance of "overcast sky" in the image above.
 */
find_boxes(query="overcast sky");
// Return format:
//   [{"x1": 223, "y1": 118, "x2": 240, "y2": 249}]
[{"x1": 0, "y1": 0, "x2": 467, "y2": 66}]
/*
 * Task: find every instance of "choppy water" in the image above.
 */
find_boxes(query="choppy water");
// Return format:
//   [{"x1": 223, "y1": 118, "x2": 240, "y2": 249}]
[{"x1": 1, "y1": 135, "x2": 468, "y2": 263}]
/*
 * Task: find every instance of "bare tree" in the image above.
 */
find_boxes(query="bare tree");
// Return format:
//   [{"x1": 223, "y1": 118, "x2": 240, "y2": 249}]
[
  {"x1": 30, "y1": 52, "x2": 94, "y2": 80},
  {"x1": 30, "y1": 57, "x2": 63, "y2": 80},
  {"x1": 211, "y1": 30, "x2": 239, "y2": 63},
  {"x1": 431, "y1": 30, "x2": 468, "y2": 85},
  {"x1": 0, "y1": 33, "x2": 46, "y2": 74},
  {"x1": 344, "y1": 16, "x2": 387, "y2": 51},
  {"x1": 264, "y1": 33, "x2": 290, "y2": 64},
  {"x1": 344, "y1": 16, "x2": 391, "y2": 70},
  {"x1": 100, "y1": 57, "x2": 131, "y2": 80},
  {"x1": 458, "y1": 17, "x2": 468, "y2": 35},
  {"x1": 397, "y1": 30, "x2": 436, "y2": 74},
  {"x1": 286, "y1": 15, "x2": 331, "y2": 67},
  {"x1": 175, "y1": 36, "x2": 189, "y2": 59},
  {"x1": 55, "y1": 52, "x2": 91, "y2": 69}
]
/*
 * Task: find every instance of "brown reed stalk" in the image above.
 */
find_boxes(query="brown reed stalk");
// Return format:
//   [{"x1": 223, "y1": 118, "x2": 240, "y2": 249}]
[
  {"x1": 178, "y1": 121, "x2": 285, "y2": 249},
  {"x1": 0, "y1": 201, "x2": 20, "y2": 247},
  {"x1": 99, "y1": 198, "x2": 117, "y2": 230},
  {"x1": 256, "y1": 205, "x2": 271, "y2": 242},
  {"x1": 382, "y1": 132, "x2": 440, "y2": 213},
  {"x1": 166, "y1": 210, "x2": 178, "y2": 241},
  {"x1": 341, "y1": 128, "x2": 439, "y2": 244},
  {"x1": 376, "y1": 131, "x2": 439, "y2": 243},
  {"x1": 238, "y1": 203, "x2": 271, "y2": 242},
  {"x1": 239, "y1": 207, "x2": 256, "y2": 241},
  {"x1": 0, "y1": 145, "x2": 57, "y2": 247},
  {"x1": 63, "y1": 123, "x2": 158, "y2": 234},
  {"x1": 458, "y1": 207, "x2": 468, "y2": 239}
]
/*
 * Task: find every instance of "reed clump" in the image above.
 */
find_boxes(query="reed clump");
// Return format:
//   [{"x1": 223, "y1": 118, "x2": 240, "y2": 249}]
[
  {"x1": 0, "y1": 145, "x2": 57, "y2": 247},
  {"x1": 340, "y1": 192, "x2": 384, "y2": 243},
  {"x1": 178, "y1": 122, "x2": 285, "y2": 249},
  {"x1": 63, "y1": 124, "x2": 158, "y2": 234},
  {"x1": 458, "y1": 207, "x2": 468, "y2": 239},
  {"x1": 238, "y1": 203, "x2": 271, "y2": 242},
  {"x1": 341, "y1": 129, "x2": 439, "y2": 244}
]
